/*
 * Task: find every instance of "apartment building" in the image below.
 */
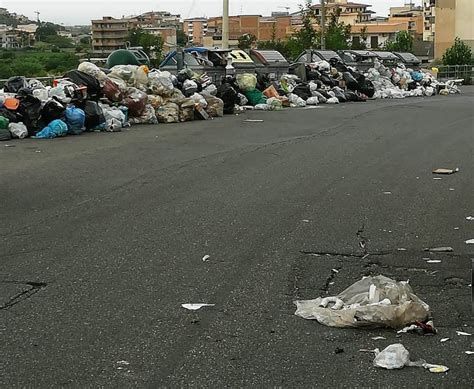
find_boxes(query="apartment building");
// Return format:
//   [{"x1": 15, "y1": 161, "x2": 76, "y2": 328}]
[
  {"x1": 310, "y1": 0, "x2": 375, "y2": 24},
  {"x1": 435, "y1": 0, "x2": 474, "y2": 59},
  {"x1": 91, "y1": 16, "x2": 131, "y2": 55},
  {"x1": 423, "y1": 0, "x2": 436, "y2": 41},
  {"x1": 351, "y1": 22, "x2": 410, "y2": 49},
  {"x1": 203, "y1": 14, "x2": 292, "y2": 48},
  {"x1": 92, "y1": 12, "x2": 180, "y2": 55},
  {"x1": 183, "y1": 18, "x2": 208, "y2": 46}
]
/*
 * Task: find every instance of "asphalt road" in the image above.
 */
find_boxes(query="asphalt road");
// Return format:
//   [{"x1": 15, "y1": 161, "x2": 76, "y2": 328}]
[{"x1": 1, "y1": 89, "x2": 473, "y2": 387}]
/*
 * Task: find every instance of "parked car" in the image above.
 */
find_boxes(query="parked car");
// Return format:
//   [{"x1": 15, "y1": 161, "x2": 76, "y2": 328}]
[
  {"x1": 160, "y1": 47, "x2": 233, "y2": 83},
  {"x1": 337, "y1": 50, "x2": 379, "y2": 71},
  {"x1": 250, "y1": 49, "x2": 290, "y2": 80},
  {"x1": 393, "y1": 52, "x2": 422, "y2": 69},
  {"x1": 371, "y1": 51, "x2": 399, "y2": 67}
]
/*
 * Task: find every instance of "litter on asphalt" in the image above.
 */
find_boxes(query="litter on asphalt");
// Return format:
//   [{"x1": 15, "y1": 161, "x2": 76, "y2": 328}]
[
  {"x1": 466, "y1": 216, "x2": 474, "y2": 221},
  {"x1": 372, "y1": 336, "x2": 386, "y2": 340},
  {"x1": 440, "y1": 338, "x2": 450, "y2": 342},
  {"x1": 432, "y1": 168, "x2": 460, "y2": 175},
  {"x1": 202, "y1": 255, "x2": 210, "y2": 262},
  {"x1": 397, "y1": 321, "x2": 436, "y2": 335},
  {"x1": 181, "y1": 303, "x2": 215, "y2": 311},
  {"x1": 456, "y1": 331, "x2": 472, "y2": 336},
  {"x1": 426, "y1": 260, "x2": 442, "y2": 264},
  {"x1": 244, "y1": 119, "x2": 264, "y2": 122},
  {"x1": 373, "y1": 344, "x2": 449, "y2": 373},
  {"x1": 465, "y1": 239, "x2": 474, "y2": 244},
  {"x1": 425, "y1": 247, "x2": 453, "y2": 252},
  {"x1": 294, "y1": 275, "x2": 430, "y2": 329}
]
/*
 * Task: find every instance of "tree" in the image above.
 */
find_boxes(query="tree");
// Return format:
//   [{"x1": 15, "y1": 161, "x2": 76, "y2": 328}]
[
  {"x1": 292, "y1": 4, "x2": 318, "y2": 52},
  {"x1": 36, "y1": 22, "x2": 59, "y2": 41},
  {"x1": 43, "y1": 35, "x2": 74, "y2": 48},
  {"x1": 238, "y1": 34, "x2": 257, "y2": 50},
  {"x1": 442, "y1": 37, "x2": 472, "y2": 65},
  {"x1": 324, "y1": 10, "x2": 351, "y2": 51},
  {"x1": 384, "y1": 31, "x2": 413, "y2": 53},
  {"x1": 128, "y1": 27, "x2": 164, "y2": 65},
  {"x1": 177, "y1": 29, "x2": 188, "y2": 46}
]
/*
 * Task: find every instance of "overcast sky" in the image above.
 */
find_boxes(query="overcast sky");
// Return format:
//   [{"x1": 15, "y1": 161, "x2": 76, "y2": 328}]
[{"x1": 1, "y1": 0, "x2": 421, "y2": 25}]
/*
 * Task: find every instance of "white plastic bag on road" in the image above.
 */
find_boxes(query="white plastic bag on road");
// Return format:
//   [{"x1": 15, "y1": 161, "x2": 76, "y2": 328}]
[
  {"x1": 373, "y1": 344, "x2": 449, "y2": 373},
  {"x1": 294, "y1": 275, "x2": 430, "y2": 329}
]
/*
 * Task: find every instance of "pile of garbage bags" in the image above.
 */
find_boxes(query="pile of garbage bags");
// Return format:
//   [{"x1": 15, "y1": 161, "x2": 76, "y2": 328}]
[
  {"x1": 0, "y1": 62, "x2": 226, "y2": 140},
  {"x1": 0, "y1": 59, "x2": 461, "y2": 141}
]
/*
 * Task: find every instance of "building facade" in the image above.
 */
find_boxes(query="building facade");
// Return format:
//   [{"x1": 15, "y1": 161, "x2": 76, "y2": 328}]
[
  {"x1": 423, "y1": 0, "x2": 436, "y2": 41},
  {"x1": 91, "y1": 16, "x2": 131, "y2": 55},
  {"x1": 435, "y1": 0, "x2": 474, "y2": 59},
  {"x1": 203, "y1": 14, "x2": 292, "y2": 48},
  {"x1": 184, "y1": 18, "x2": 208, "y2": 46},
  {"x1": 91, "y1": 12, "x2": 180, "y2": 55}
]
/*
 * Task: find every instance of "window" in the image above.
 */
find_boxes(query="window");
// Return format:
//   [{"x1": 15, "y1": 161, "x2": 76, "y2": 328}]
[
  {"x1": 352, "y1": 36, "x2": 360, "y2": 46},
  {"x1": 370, "y1": 36, "x2": 379, "y2": 48}
]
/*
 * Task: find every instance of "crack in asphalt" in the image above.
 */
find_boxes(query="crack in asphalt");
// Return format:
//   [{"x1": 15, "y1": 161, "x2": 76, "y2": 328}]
[
  {"x1": 321, "y1": 267, "x2": 341, "y2": 294},
  {"x1": 356, "y1": 222, "x2": 369, "y2": 256},
  {"x1": 0, "y1": 281, "x2": 47, "y2": 310}
]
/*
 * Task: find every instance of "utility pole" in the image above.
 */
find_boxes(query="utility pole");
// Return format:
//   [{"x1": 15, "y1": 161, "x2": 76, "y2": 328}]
[
  {"x1": 320, "y1": 0, "x2": 326, "y2": 50},
  {"x1": 222, "y1": 0, "x2": 229, "y2": 49}
]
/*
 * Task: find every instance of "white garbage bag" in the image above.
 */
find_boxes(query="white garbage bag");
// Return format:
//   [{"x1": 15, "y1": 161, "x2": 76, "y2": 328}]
[
  {"x1": 326, "y1": 97, "x2": 339, "y2": 104},
  {"x1": 306, "y1": 96, "x2": 319, "y2": 105},
  {"x1": 148, "y1": 70, "x2": 174, "y2": 97},
  {"x1": 9, "y1": 122, "x2": 28, "y2": 139},
  {"x1": 288, "y1": 93, "x2": 306, "y2": 107},
  {"x1": 78, "y1": 62, "x2": 108, "y2": 83},
  {"x1": 373, "y1": 344, "x2": 449, "y2": 373},
  {"x1": 236, "y1": 73, "x2": 257, "y2": 92},
  {"x1": 294, "y1": 275, "x2": 430, "y2": 329}
]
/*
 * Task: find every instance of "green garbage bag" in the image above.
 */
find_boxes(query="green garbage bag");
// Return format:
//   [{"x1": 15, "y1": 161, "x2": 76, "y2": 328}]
[
  {"x1": 0, "y1": 115, "x2": 9, "y2": 130},
  {"x1": 0, "y1": 128, "x2": 11, "y2": 141},
  {"x1": 244, "y1": 89, "x2": 267, "y2": 106}
]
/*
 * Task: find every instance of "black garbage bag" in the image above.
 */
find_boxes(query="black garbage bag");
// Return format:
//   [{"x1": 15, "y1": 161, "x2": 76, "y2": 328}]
[
  {"x1": 317, "y1": 90, "x2": 332, "y2": 100},
  {"x1": 359, "y1": 79, "x2": 375, "y2": 98},
  {"x1": 63, "y1": 70, "x2": 101, "y2": 100},
  {"x1": 332, "y1": 86, "x2": 347, "y2": 103},
  {"x1": 216, "y1": 83, "x2": 239, "y2": 115},
  {"x1": 292, "y1": 83, "x2": 312, "y2": 101},
  {"x1": 344, "y1": 91, "x2": 367, "y2": 102},
  {"x1": 320, "y1": 73, "x2": 338, "y2": 87},
  {"x1": 306, "y1": 68, "x2": 322, "y2": 81},
  {"x1": 17, "y1": 95, "x2": 43, "y2": 136},
  {"x1": 4, "y1": 76, "x2": 28, "y2": 94},
  {"x1": 17, "y1": 87, "x2": 34, "y2": 97},
  {"x1": 256, "y1": 74, "x2": 271, "y2": 92},
  {"x1": 329, "y1": 58, "x2": 349, "y2": 73},
  {"x1": 42, "y1": 99, "x2": 66, "y2": 125},
  {"x1": 343, "y1": 72, "x2": 359, "y2": 91},
  {"x1": 79, "y1": 100, "x2": 105, "y2": 130},
  {"x1": 0, "y1": 107, "x2": 21, "y2": 123}
]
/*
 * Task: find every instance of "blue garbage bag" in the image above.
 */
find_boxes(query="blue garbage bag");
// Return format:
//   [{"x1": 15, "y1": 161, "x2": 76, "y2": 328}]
[
  {"x1": 411, "y1": 71, "x2": 423, "y2": 82},
  {"x1": 65, "y1": 106, "x2": 85, "y2": 135},
  {"x1": 33, "y1": 119, "x2": 68, "y2": 139}
]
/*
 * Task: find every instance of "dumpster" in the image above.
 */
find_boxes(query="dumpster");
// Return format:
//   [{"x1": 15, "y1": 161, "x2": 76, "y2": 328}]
[
  {"x1": 230, "y1": 50, "x2": 256, "y2": 75},
  {"x1": 160, "y1": 47, "x2": 233, "y2": 84},
  {"x1": 393, "y1": 52, "x2": 422, "y2": 69},
  {"x1": 371, "y1": 51, "x2": 399, "y2": 67},
  {"x1": 338, "y1": 50, "x2": 379, "y2": 71},
  {"x1": 250, "y1": 49, "x2": 290, "y2": 80}
]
